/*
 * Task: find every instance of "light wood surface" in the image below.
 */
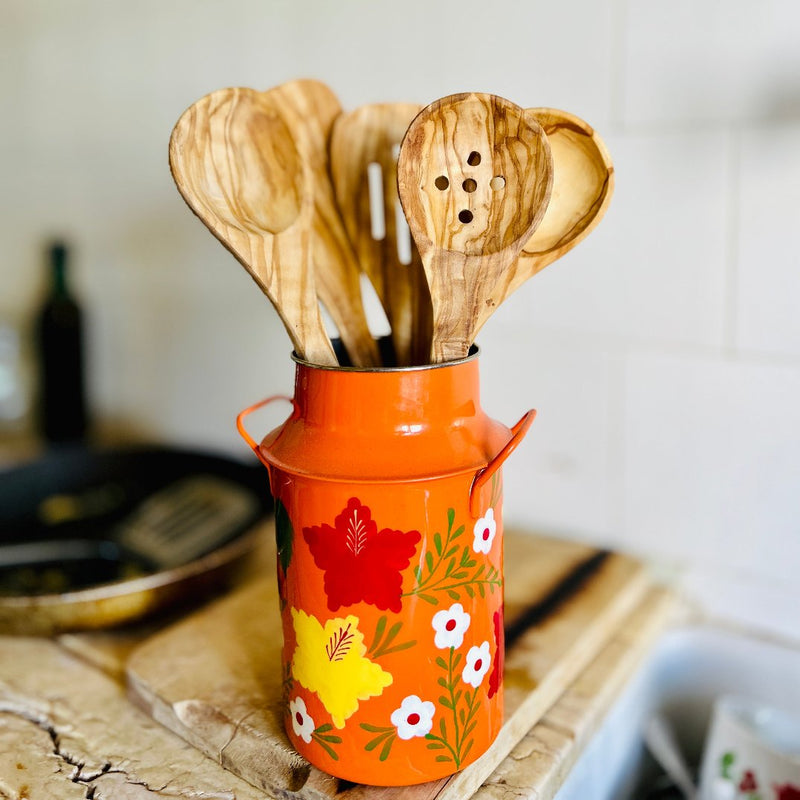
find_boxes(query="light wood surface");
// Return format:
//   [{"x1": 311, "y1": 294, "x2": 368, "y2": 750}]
[
  {"x1": 125, "y1": 529, "x2": 653, "y2": 799},
  {"x1": 0, "y1": 636, "x2": 270, "y2": 800},
  {"x1": 397, "y1": 93, "x2": 553, "y2": 363},
  {"x1": 169, "y1": 85, "x2": 337, "y2": 365},
  {"x1": 330, "y1": 103, "x2": 432, "y2": 365},
  {"x1": 0, "y1": 526, "x2": 674, "y2": 800}
]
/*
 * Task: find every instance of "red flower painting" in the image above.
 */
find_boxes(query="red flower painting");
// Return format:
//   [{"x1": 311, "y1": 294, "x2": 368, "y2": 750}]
[
  {"x1": 487, "y1": 607, "x2": 504, "y2": 699},
  {"x1": 740, "y1": 771, "x2": 758, "y2": 792},
  {"x1": 303, "y1": 498, "x2": 421, "y2": 613},
  {"x1": 774, "y1": 784, "x2": 800, "y2": 800}
]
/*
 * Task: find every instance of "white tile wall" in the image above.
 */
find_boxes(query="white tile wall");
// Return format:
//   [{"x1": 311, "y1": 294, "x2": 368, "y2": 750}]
[
  {"x1": 2, "y1": 0, "x2": 799, "y2": 636},
  {"x1": 736, "y1": 121, "x2": 800, "y2": 357}
]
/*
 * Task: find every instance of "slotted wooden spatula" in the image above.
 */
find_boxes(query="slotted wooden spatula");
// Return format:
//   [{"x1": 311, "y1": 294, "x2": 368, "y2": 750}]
[
  {"x1": 397, "y1": 93, "x2": 553, "y2": 362},
  {"x1": 330, "y1": 103, "x2": 432, "y2": 365}
]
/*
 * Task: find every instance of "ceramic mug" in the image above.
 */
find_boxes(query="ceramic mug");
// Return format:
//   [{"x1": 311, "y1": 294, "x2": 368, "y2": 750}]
[{"x1": 699, "y1": 695, "x2": 800, "y2": 800}]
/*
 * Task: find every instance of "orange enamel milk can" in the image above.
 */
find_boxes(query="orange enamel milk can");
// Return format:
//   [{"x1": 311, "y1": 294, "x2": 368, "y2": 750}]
[{"x1": 237, "y1": 348, "x2": 534, "y2": 786}]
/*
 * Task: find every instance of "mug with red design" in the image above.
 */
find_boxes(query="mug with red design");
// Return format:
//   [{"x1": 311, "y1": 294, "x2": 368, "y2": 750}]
[
  {"x1": 699, "y1": 695, "x2": 800, "y2": 800},
  {"x1": 237, "y1": 347, "x2": 534, "y2": 786}
]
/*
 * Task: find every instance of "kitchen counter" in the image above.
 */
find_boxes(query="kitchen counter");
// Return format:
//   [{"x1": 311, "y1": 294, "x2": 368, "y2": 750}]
[{"x1": 0, "y1": 522, "x2": 674, "y2": 800}]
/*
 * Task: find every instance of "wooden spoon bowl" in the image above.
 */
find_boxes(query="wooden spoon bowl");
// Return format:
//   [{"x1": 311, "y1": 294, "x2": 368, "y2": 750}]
[{"x1": 517, "y1": 108, "x2": 614, "y2": 280}]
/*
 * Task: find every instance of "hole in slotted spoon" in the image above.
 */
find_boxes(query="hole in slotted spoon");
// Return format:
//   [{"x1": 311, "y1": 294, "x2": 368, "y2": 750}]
[
  {"x1": 467, "y1": 151, "x2": 481, "y2": 166},
  {"x1": 435, "y1": 175, "x2": 449, "y2": 190},
  {"x1": 463, "y1": 178, "x2": 477, "y2": 193},
  {"x1": 367, "y1": 162, "x2": 386, "y2": 241},
  {"x1": 458, "y1": 209, "x2": 473, "y2": 224},
  {"x1": 490, "y1": 175, "x2": 506, "y2": 190}
]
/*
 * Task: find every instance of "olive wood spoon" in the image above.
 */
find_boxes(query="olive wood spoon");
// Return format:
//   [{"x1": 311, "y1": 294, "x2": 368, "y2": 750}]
[
  {"x1": 330, "y1": 103, "x2": 432, "y2": 365},
  {"x1": 169, "y1": 87, "x2": 337, "y2": 365},
  {"x1": 521, "y1": 108, "x2": 613, "y2": 267},
  {"x1": 397, "y1": 93, "x2": 553, "y2": 363},
  {"x1": 270, "y1": 80, "x2": 380, "y2": 367},
  {"x1": 474, "y1": 107, "x2": 614, "y2": 331}
]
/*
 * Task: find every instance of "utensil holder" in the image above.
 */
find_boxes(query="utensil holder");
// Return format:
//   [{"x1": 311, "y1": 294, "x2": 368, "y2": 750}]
[{"x1": 237, "y1": 347, "x2": 534, "y2": 785}]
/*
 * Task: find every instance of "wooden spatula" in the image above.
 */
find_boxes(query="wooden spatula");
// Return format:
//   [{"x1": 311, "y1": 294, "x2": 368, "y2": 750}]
[
  {"x1": 169, "y1": 87, "x2": 338, "y2": 365},
  {"x1": 330, "y1": 103, "x2": 432, "y2": 365},
  {"x1": 397, "y1": 93, "x2": 553, "y2": 363},
  {"x1": 270, "y1": 81, "x2": 380, "y2": 368}
]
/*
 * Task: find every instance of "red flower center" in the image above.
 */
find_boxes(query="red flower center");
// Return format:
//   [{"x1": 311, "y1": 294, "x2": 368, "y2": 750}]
[
  {"x1": 406, "y1": 712, "x2": 421, "y2": 726},
  {"x1": 295, "y1": 711, "x2": 304, "y2": 726},
  {"x1": 445, "y1": 619, "x2": 457, "y2": 631},
  {"x1": 482, "y1": 527, "x2": 491, "y2": 540},
  {"x1": 473, "y1": 658, "x2": 483, "y2": 671}
]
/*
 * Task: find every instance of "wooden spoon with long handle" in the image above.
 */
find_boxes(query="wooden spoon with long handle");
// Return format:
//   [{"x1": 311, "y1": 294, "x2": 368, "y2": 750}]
[
  {"x1": 270, "y1": 80, "x2": 380, "y2": 367},
  {"x1": 169, "y1": 87, "x2": 337, "y2": 365},
  {"x1": 397, "y1": 93, "x2": 553, "y2": 363},
  {"x1": 330, "y1": 103, "x2": 432, "y2": 365}
]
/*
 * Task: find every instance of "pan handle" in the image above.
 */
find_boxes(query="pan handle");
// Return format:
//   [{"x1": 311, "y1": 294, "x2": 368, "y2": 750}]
[
  {"x1": 236, "y1": 395, "x2": 293, "y2": 470},
  {"x1": 469, "y1": 409, "x2": 536, "y2": 517}
]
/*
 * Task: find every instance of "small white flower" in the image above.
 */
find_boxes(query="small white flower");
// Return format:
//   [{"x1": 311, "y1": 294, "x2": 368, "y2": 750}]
[
  {"x1": 431, "y1": 602, "x2": 471, "y2": 649},
  {"x1": 709, "y1": 777, "x2": 736, "y2": 800},
  {"x1": 472, "y1": 508, "x2": 497, "y2": 554},
  {"x1": 462, "y1": 641, "x2": 492, "y2": 688},
  {"x1": 390, "y1": 694, "x2": 435, "y2": 740},
  {"x1": 289, "y1": 696, "x2": 315, "y2": 743}
]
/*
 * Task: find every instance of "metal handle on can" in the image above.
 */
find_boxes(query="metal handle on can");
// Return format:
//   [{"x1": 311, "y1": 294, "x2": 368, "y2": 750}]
[
  {"x1": 469, "y1": 409, "x2": 536, "y2": 517},
  {"x1": 236, "y1": 395, "x2": 293, "y2": 470}
]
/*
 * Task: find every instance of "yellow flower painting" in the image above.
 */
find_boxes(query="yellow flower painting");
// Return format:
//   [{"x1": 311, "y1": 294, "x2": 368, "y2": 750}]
[{"x1": 291, "y1": 609, "x2": 393, "y2": 729}]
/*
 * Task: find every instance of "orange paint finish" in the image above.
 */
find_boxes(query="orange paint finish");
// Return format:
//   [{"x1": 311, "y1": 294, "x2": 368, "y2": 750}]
[{"x1": 237, "y1": 350, "x2": 534, "y2": 786}]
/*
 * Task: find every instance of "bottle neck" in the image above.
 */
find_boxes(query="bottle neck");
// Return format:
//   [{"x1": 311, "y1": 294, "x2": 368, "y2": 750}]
[{"x1": 49, "y1": 243, "x2": 69, "y2": 297}]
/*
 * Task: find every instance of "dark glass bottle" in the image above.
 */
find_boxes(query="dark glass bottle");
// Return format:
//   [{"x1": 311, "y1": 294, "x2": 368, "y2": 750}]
[{"x1": 36, "y1": 241, "x2": 87, "y2": 442}]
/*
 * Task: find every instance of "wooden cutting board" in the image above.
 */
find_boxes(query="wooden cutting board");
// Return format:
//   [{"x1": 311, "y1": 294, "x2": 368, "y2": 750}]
[{"x1": 126, "y1": 527, "x2": 652, "y2": 799}]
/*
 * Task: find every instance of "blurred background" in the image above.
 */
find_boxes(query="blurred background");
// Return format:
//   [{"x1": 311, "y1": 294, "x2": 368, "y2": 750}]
[{"x1": 1, "y1": 1, "x2": 798, "y2": 636}]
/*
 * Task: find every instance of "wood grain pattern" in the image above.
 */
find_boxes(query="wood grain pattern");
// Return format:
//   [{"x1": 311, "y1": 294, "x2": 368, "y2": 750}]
[
  {"x1": 125, "y1": 529, "x2": 652, "y2": 799},
  {"x1": 397, "y1": 93, "x2": 553, "y2": 362},
  {"x1": 0, "y1": 636, "x2": 270, "y2": 800},
  {"x1": 270, "y1": 81, "x2": 380, "y2": 367},
  {"x1": 475, "y1": 109, "x2": 614, "y2": 333},
  {"x1": 330, "y1": 103, "x2": 432, "y2": 365},
  {"x1": 169, "y1": 85, "x2": 338, "y2": 365}
]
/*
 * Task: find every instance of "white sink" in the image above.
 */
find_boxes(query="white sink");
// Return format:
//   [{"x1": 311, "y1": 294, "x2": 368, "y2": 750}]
[{"x1": 554, "y1": 624, "x2": 800, "y2": 799}]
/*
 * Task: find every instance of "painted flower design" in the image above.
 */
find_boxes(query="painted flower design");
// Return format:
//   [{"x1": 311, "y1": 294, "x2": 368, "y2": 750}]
[
  {"x1": 487, "y1": 608, "x2": 503, "y2": 698},
  {"x1": 462, "y1": 641, "x2": 492, "y2": 688},
  {"x1": 431, "y1": 602, "x2": 471, "y2": 649},
  {"x1": 739, "y1": 770, "x2": 757, "y2": 793},
  {"x1": 774, "y1": 784, "x2": 800, "y2": 800},
  {"x1": 288, "y1": 696, "x2": 314, "y2": 743},
  {"x1": 472, "y1": 508, "x2": 497, "y2": 554},
  {"x1": 291, "y1": 608, "x2": 392, "y2": 728},
  {"x1": 304, "y1": 498, "x2": 421, "y2": 612},
  {"x1": 390, "y1": 695, "x2": 435, "y2": 740}
]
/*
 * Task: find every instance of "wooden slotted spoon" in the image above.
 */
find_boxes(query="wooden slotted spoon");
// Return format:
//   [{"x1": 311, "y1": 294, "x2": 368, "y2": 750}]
[
  {"x1": 330, "y1": 103, "x2": 433, "y2": 365},
  {"x1": 397, "y1": 93, "x2": 553, "y2": 362},
  {"x1": 269, "y1": 80, "x2": 380, "y2": 367},
  {"x1": 169, "y1": 87, "x2": 337, "y2": 365}
]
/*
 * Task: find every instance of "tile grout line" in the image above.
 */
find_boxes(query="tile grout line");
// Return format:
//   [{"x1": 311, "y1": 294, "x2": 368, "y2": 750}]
[{"x1": 722, "y1": 124, "x2": 742, "y2": 353}]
